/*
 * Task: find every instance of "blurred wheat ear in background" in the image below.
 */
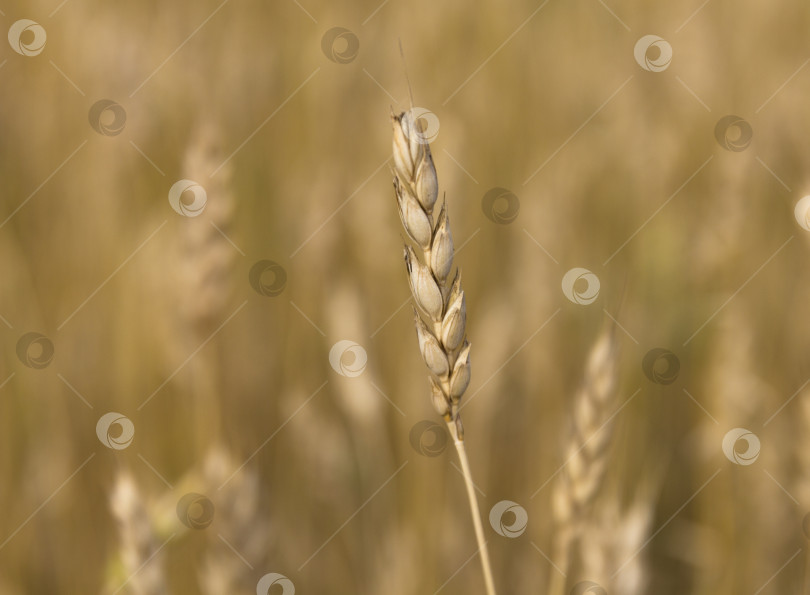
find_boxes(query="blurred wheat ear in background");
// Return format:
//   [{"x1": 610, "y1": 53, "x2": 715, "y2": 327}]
[
  {"x1": 391, "y1": 110, "x2": 495, "y2": 595},
  {"x1": 550, "y1": 323, "x2": 620, "y2": 595},
  {"x1": 108, "y1": 471, "x2": 168, "y2": 595}
]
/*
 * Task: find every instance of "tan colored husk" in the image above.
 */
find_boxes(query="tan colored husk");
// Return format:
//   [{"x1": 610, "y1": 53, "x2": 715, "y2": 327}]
[
  {"x1": 414, "y1": 309, "x2": 450, "y2": 378},
  {"x1": 404, "y1": 245, "x2": 444, "y2": 322}
]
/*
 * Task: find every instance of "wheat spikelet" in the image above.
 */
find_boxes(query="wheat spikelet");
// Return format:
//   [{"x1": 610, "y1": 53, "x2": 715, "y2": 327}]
[
  {"x1": 550, "y1": 324, "x2": 620, "y2": 594},
  {"x1": 391, "y1": 110, "x2": 493, "y2": 595},
  {"x1": 108, "y1": 471, "x2": 168, "y2": 595}
]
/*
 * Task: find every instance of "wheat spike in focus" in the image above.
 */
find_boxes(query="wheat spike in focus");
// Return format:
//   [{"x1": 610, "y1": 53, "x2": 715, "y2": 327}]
[
  {"x1": 391, "y1": 110, "x2": 496, "y2": 595},
  {"x1": 392, "y1": 112, "x2": 470, "y2": 435}
]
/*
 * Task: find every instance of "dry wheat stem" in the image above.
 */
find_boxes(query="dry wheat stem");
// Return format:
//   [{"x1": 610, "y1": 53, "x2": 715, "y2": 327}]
[
  {"x1": 451, "y1": 431, "x2": 495, "y2": 593},
  {"x1": 391, "y1": 110, "x2": 495, "y2": 595}
]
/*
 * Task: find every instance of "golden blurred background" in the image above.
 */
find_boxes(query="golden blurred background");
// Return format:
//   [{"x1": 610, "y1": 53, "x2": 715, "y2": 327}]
[{"x1": 1, "y1": 0, "x2": 810, "y2": 593}]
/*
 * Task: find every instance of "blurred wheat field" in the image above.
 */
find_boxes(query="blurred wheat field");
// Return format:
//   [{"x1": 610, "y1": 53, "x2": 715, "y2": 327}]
[{"x1": 2, "y1": 0, "x2": 810, "y2": 593}]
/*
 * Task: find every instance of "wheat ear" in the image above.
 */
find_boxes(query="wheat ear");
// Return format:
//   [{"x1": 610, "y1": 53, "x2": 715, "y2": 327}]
[
  {"x1": 109, "y1": 471, "x2": 168, "y2": 595},
  {"x1": 199, "y1": 448, "x2": 265, "y2": 595},
  {"x1": 391, "y1": 110, "x2": 496, "y2": 595},
  {"x1": 549, "y1": 324, "x2": 619, "y2": 595}
]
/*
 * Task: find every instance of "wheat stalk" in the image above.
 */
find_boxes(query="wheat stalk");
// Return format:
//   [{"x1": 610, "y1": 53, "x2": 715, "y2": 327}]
[
  {"x1": 391, "y1": 110, "x2": 496, "y2": 595},
  {"x1": 549, "y1": 324, "x2": 619, "y2": 595}
]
